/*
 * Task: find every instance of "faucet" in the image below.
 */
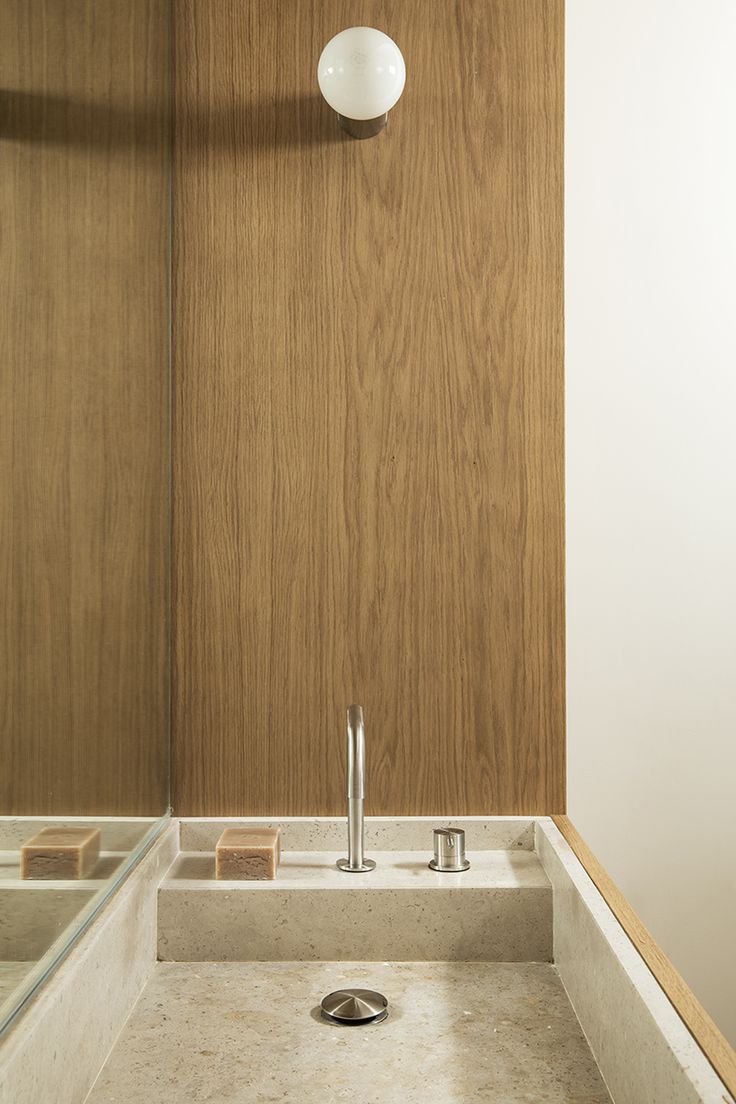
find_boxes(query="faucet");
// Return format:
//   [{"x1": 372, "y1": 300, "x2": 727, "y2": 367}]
[{"x1": 336, "y1": 704, "x2": 376, "y2": 873}]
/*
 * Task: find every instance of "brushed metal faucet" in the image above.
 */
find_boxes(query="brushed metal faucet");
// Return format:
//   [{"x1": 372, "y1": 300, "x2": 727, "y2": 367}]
[{"x1": 336, "y1": 704, "x2": 376, "y2": 873}]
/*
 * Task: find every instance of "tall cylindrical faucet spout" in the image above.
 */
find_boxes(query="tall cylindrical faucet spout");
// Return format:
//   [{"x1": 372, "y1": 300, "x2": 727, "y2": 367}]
[{"x1": 337, "y1": 705, "x2": 376, "y2": 873}]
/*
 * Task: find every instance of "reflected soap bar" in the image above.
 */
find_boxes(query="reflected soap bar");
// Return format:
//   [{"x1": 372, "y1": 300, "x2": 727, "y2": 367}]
[
  {"x1": 215, "y1": 827, "x2": 281, "y2": 880},
  {"x1": 21, "y1": 826, "x2": 101, "y2": 880}
]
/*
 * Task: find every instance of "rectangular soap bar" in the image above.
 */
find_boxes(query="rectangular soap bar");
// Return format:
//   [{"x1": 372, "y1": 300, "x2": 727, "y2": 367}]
[
  {"x1": 215, "y1": 827, "x2": 281, "y2": 880},
  {"x1": 21, "y1": 826, "x2": 101, "y2": 880}
]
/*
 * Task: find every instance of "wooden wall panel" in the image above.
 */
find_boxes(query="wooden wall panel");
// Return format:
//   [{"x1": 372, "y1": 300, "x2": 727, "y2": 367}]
[
  {"x1": 0, "y1": 1, "x2": 170, "y2": 814},
  {"x1": 173, "y1": 1, "x2": 564, "y2": 815}
]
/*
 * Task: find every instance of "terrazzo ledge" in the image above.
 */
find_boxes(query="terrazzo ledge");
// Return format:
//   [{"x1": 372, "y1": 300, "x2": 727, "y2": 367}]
[{"x1": 158, "y1": 845, "x2": 552, "y2": 962}]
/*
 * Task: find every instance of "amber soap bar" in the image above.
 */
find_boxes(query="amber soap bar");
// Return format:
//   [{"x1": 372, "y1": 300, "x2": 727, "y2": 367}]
[
  {"x1": 21, "y1": 826, "x2": 101, "y2": 880},
  {"x1": 215, "y1": 827, "x2": 281, "y2": 880}
]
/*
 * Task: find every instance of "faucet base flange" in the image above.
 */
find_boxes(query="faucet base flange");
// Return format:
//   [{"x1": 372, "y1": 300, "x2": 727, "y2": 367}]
[
  {"x1": 429, "y1": 858, "x2": 471, "y2": 872},
  {"x1": 336, "y1": 857, "x2": 376, "y2": 873}
]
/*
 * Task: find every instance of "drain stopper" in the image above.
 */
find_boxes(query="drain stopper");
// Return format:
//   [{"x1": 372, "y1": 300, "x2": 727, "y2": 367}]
[{"x1": 320, "y1": 988, "x2": 388, "y2": 1025}]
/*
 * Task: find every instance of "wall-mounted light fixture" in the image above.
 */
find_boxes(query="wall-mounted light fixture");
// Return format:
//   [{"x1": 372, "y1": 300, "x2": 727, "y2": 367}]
[{"x1": 317, "y1": 27, "x2": 406, "y2": 140}]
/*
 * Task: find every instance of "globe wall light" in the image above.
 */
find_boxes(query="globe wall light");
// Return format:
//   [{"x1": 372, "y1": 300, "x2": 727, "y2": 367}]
[{"x1": 317, "y1": 27, "x2": 406, "y2": 139}]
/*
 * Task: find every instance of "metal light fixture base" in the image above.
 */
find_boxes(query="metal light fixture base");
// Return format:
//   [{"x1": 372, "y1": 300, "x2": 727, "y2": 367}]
[
  {"x1": 337, "y1": 112, "x2": 388, "y2": 139},
  {"x1": 336, "y1": 857, "x2": 376, "y2": 873}
]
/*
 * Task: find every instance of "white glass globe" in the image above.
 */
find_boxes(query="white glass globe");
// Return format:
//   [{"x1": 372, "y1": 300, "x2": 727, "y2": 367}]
[{"x1": 317, "y1": 27, "x2": 406, "y2": 121}]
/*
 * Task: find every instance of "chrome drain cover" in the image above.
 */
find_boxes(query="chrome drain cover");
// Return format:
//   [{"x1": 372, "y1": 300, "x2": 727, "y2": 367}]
[{"x1": 320, "y1": 988, "x2": 388, "y2": 1025}]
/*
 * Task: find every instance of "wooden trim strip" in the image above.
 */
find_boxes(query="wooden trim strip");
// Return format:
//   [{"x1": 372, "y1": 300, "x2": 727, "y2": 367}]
[{"x1": 552, "y1": 815, "x2": 736, "y2": 1100}]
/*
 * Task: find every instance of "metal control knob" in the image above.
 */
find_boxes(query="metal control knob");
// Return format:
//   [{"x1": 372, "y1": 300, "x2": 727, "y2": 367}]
[{"x1": 429, "y1": 827, "x2": 470, "y2": 872}]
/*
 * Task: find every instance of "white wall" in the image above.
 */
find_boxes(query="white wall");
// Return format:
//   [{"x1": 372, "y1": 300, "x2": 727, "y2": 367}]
[{"x1": 566, "y1": 0, "x2": 736, "y2": 1047}]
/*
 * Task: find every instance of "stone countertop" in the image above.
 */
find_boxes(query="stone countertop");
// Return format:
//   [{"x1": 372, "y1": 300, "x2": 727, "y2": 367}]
[
  {"x1": 164, "y1": 848, "x2": 549, "y2": 891},
  {"x1": 157, "y1": 850, "x2": 552, "y2": 962},
  {"x1": 85, "y1": 961, "x2": 611, "y2": 1104},
  {"x1": 0, "y1": 962, "x2": 33, "y2": 1006}
]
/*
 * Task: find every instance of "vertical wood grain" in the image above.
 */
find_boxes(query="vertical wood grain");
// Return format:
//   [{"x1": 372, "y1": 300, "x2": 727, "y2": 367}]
[
  {"x1": 0, "y1": 0, "x2": 170, "y2": 814},
  {"x1": 173, "y1": 1, "x2": 564, "y2": 815}
]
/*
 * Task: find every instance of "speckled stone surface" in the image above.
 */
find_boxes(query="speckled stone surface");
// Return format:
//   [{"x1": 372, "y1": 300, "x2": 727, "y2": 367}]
[
  {"x1": 85, "y1": 961, "x2": 612, "y2": 1104},
  {"x1": 179, "y1": 816, "x2": 535, "y2": 853},
  {"x1": 536, "y1": 821, "x2": 735, "y2": 1104},
  {"x1": 158, "y1": 851, "x2": 552, "y2": 962},
  {"x1": 0, "y1": 825, "x2": 178, "y2": 1104},
  {"x1": 0, "y1": 964, "x2": 31, "y2": 1006},
  {"x1": 166, "y1": 847, "x2": 547, "y2": 889},
  {"x1": 0, "y1": 886, "x2": 95, "y2": 960}
]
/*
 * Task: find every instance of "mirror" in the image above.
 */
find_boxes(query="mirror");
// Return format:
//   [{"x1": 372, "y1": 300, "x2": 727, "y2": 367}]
[{"x1": 0, "y1": 0, "x2": 171, "y2": 1033}]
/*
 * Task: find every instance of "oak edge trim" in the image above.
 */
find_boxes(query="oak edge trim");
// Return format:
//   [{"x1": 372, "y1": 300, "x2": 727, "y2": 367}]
[{"x1": 551, "y1": 815, "x2": 736, "y2": 1100}]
